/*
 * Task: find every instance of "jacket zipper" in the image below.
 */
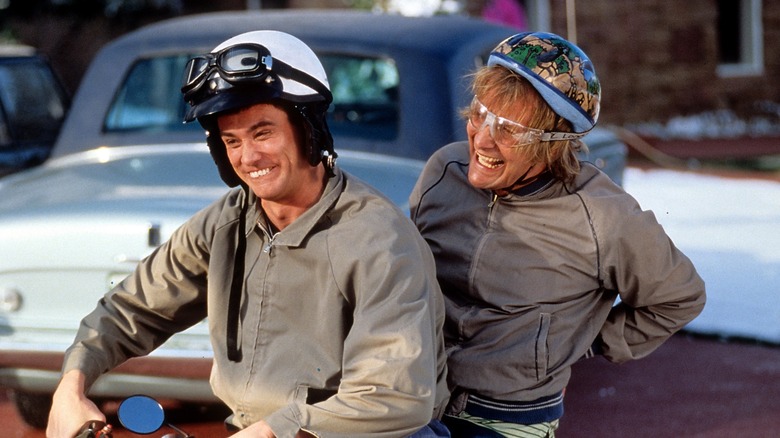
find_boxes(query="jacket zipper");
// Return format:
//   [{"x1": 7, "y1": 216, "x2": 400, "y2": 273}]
[
  {"x1": 486, "y1": 192, "x2": 499, "y2": 227},
  {"x1": 487, "y1": 192, "x2": 499, "y2": 209},
  {"x1": 467, "y1": 192, "x2": 499, "y2": 296},
  {"x1": 258, "y1": 219, "x2": 279, "y2": 254}
]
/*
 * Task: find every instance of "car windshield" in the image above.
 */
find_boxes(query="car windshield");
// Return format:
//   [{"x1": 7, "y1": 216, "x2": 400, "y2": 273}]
[
  {"x1": 0, "y1": 58, "x2": 68, "y2": 146},
  {"x1": 103, "y1": 53, "x2": 401, "y2": 142}
]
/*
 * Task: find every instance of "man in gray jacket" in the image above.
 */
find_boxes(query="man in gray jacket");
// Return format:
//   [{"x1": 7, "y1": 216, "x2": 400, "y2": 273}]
[
  {"x1": 47, "y1": 31, "x2": 449, "y2": 438},
  {"x1": 410, "y1": 32, "x2": 705, "y2": 437}
]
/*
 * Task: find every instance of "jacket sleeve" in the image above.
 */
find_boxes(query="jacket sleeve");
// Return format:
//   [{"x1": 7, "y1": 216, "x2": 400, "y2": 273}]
[
  {"x1": 597, "y1": 197, "x2": 706, "y2": 364},
  {"x1": 61, "y1": 205, "x2": 216, "y2": 390},
  {"x1": 264, "y1": 210, "x2": 445, "y2": 437}
]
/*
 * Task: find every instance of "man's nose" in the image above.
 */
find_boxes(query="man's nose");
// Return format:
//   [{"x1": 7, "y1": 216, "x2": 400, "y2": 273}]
[{"x1": 242, "y1": 140, "x2": 264, "y2": 162}]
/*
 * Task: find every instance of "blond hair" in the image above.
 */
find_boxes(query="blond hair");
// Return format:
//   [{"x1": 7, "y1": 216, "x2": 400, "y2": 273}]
[{"x1": 465, "y1": 65, "x2": 586, "y2": 182}]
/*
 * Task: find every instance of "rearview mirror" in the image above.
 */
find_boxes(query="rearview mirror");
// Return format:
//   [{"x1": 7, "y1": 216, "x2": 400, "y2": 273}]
[{"x1": 117, "y1": 395, "x2": 165, "y2": 434}]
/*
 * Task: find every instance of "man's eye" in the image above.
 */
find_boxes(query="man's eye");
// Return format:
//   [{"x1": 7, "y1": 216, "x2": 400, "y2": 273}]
[
  {"x1": 223, "y1": 138, "x2": 240, "y2": 148},
  {"x1": 495, "y1": 124, "x2": 517, "y2": 138},
  {"x1": 254, "y1": 129, "x2": 272, "y2": 140}
]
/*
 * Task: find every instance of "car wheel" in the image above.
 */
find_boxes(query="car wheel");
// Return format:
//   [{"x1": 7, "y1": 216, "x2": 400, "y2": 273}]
[{"x1": 10, "y1": 390, "x2": 51, "y2": 429}]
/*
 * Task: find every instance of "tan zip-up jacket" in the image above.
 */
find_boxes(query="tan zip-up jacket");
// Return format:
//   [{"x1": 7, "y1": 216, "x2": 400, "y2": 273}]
[
  {"x1": 410, "y1": 141, "x2": 705, "y2": 403},
  {"x1": 63, "y1": 167, "x2": 449, "y2": 437}
]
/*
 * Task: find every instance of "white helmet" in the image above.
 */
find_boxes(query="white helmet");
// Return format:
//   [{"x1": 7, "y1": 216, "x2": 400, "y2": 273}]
[
  {"x1": 181, "y1": 30, "x2": 336, "y2": 187},
  {"x1": 182, "y1": 30, "x2": 332, "y2": 121}
]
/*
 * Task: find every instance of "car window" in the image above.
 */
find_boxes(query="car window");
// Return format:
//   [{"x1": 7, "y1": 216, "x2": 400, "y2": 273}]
[
  {"x1": 322, "y1": 55, "x2": 399, "y2": 141},
  {"x1": 0, "y1": 107, "x2": 9, "y2": 146},
  {"x1": 104, "y1": 55, "x2": 196, "y2": 133},
  {"x1": 103, "y1": 53, "x2": 400, "y2": 141},
  {"x1": 0, "y1": 58, "x2": 68, "y2": 145}
]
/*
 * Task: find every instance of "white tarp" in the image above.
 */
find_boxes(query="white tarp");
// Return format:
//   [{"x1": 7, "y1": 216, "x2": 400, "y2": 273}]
[{"x1": 623, "y1": 167, "x2": 780, "y2": 343}]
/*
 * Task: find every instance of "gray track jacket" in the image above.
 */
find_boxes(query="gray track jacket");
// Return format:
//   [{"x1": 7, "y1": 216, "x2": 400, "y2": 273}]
[
  {"x1": 410, "y1": 141, "x2": 705, "y2": 403},
  {"x1": 63, "y1": 167, "x2": 449, "y2": 437}
]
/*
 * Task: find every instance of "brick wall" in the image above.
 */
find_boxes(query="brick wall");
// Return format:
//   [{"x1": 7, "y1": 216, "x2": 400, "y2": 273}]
[{"x1": 547, "y1": 0, "x2": 780, "y2": 126}]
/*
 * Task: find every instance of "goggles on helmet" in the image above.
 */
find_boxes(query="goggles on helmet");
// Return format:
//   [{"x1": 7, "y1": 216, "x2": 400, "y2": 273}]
[
  {"x1": 468, "y1": 97, "x2": 585, "y2": 148},
  {"x1": 181, "y1": 43, "x2": 331, "y2": 103}
]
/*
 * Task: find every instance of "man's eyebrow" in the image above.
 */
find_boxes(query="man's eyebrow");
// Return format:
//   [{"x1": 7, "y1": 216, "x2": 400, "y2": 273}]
[
  {"x1": 221, "y1": 119, "x2": 274, "y2": 137},
  {"x1": 248, "y1": 120, "x2": 274, "y2": 131}
]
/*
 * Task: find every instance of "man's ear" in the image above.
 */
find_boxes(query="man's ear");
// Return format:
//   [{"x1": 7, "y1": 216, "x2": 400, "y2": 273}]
[{"x1": 204, "y1": 128, "x2": 243, "y2": 188}]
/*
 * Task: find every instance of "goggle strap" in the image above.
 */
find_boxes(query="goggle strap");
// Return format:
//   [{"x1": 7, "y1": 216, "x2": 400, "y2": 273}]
[
  {"x1": 539, "y1": 131, "x2": 587, "y2": 141},
  {"x1": 270, "y1": 57, "x2": 333, "y2": 103}
]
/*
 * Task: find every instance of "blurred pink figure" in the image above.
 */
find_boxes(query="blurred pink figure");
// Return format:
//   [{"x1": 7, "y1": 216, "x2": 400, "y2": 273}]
[{"x1": 482, "y1": 0, "x2": 528, "y2": 30}]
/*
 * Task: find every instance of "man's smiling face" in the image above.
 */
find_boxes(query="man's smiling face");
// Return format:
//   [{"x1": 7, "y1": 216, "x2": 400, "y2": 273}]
[
  {"x1": 219, "y1": 102, "x2": 324, "y2": 209},
  {"x1": 466, "y1": 93, "x2": 541, "y2": 191}
]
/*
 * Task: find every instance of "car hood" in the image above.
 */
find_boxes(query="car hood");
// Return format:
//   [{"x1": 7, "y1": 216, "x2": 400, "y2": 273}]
[
  {"x1": 0, "y1": 143, "x2": 426, "y2": 218},
  {"x1": 0, "y1": 144, "x2": 227, "y2": 219}
]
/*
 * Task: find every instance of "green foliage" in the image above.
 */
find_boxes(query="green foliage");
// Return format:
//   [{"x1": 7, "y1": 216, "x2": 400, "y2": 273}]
[
  {"x1": 342, "y1": 0, "x2": 380, "y2": 11},
  {"x1": 0, "y1": 28, "x2": 18, "y2": 44}
]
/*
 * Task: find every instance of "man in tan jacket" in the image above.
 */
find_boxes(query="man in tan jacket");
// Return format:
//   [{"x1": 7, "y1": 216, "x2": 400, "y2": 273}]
[{"x1": 47, "y1": 30, "x2": 449, "y2": 438}]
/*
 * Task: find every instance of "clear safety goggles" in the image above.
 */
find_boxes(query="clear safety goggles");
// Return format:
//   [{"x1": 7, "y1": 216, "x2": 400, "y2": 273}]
[
  {"x1": 181, "y1": 43, "x2": 330, "y2": 102},
  {"x1": 468, "y1": 97, "x2": 585, "y2": 148}
]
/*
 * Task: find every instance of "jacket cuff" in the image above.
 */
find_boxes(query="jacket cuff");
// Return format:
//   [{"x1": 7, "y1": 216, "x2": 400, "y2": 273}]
[
  {"x1": 265, "y1": 405, "x2": 308, "y2": 437},
  {"x1": 61, "y1": 346, "x2": 104, "y2": 392},
  {"x1": 583, "y1": 335, "x2": 604, "y2": 359}
]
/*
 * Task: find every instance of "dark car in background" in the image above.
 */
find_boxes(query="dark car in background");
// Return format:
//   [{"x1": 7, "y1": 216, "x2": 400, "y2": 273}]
[
  {"x1": 0, "y1": 45, "x2": 69, "y2": 176},
  {"x1": 53, "y1": 10, "x2": 515, "y2": 162},
  {"x1": 0, "y1": 10, "x2": 626, "y2": 428}
]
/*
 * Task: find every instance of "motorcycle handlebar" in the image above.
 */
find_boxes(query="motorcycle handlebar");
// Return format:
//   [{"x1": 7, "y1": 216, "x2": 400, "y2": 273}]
[
  {"x1": 73, "y1": 395, "x2": 194, "y2": 438},
  {"x1": 74, "y1": 420, "x2": 113, "y2": 438}
]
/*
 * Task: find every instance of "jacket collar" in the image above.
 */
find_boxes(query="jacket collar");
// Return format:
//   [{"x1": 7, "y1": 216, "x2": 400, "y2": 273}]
[
  {"x1": 507, "y1": 170, "x2": 556, "y2": 197},
  {"x1": 245, "y1": 166, "x2": 344, "y2": 248}
]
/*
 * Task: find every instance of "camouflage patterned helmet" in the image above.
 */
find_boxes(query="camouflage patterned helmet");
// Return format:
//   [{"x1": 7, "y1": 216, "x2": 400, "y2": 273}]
[{"x1": 487, "y1": 32, "x2": 600, "y2": 134}]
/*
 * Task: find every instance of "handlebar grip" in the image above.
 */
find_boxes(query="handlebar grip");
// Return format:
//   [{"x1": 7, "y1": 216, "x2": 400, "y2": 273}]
[{"x1": 74, "y1": 421, "x2": 112, "y2": 438}]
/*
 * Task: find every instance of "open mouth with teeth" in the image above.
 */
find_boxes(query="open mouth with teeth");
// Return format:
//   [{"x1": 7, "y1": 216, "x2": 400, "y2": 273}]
[
  {"x1": 476, "y1": 152, "x2": 505, "y2": 169},
  {"x1": 249, "y1": 167, "x2": 273, "y2": 178}
]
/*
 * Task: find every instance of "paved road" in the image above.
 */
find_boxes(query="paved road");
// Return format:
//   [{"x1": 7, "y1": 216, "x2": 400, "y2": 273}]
[
  {"x1": 2, "y1": 332, "x2": 779, "y2": 437},
  {"x1": 559, "y1": 332, "x2": 780, "y2": 438}
]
